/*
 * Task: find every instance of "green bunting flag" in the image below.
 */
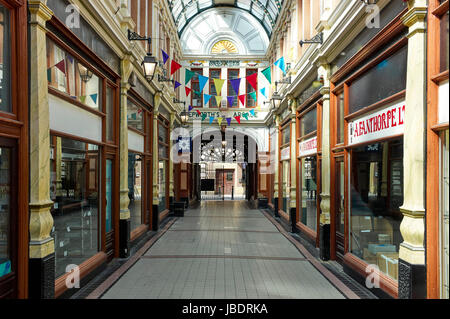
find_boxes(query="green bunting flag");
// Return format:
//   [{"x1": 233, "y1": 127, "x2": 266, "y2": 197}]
[
  {"x1": 80, "y1": 96, "x2": 87, "y2": 104},
  {"x1": 261, "y1": 67, "x2": 271, "y2": 84},
  {"x1": 201, "y1": 113, "x2": 207, "y2": 121},
  {"x1": 185, "y1": 69, "x2": 195, "y2": 85},
  {"x1": 242, "y1": 113, "x2": 249, "y2": 120},
  {"x1": 249, "y1": 91, "x2": 257, "y2": 102}
]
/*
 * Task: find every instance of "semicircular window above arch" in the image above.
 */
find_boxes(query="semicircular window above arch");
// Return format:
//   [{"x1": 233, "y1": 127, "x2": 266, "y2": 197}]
[{"x1": 211, "y1": 40, "x2": 238, "y2": 54}]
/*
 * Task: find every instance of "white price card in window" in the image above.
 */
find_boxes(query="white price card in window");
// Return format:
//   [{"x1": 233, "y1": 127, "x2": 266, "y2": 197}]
[
  {"x1": 59, "y1": 241, "x2": 64, "y2": 248},
  {"x1": 64, "y1": 251, "x2": 68, "y2": 257},
  {"x1": 54, "y1": 203, "x2": 59, "y2": 209},
  {"x1": 66, "y1": 226, "x2": 71, "y2": 232},
  {"x1": 87, "y1": 211, "x2": 91, "y2": 217}
]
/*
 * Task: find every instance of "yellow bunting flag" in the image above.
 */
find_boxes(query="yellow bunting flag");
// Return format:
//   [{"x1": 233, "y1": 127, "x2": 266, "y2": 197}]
[
  {"x1": 217, "y1": 117, "x2": 223, "y2": 126},
  {"x1": 215, "y1": 96, "x2": 222, "y2": 107},
  {"x1": 213, "y1": 78, "x2": 225, "y2": 96}
]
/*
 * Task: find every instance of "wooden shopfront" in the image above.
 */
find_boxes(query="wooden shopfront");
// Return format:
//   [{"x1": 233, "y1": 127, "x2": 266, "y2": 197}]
[
  {"x1": 0, "y1": 0, "x2": 28, "y2": 299},
  {"x1": 329, "y1": 4, "x2": 409, "y2": 298},
  {"x1": 45, "y1": 14, "x2": 120, "y2": 298},
  {"x1": 296, "y1": 90, "x2": 322, "y2": 248},
  {"x1": 158, "y1": 114, "x2": 170, "y2": 222},
  {"x1": 127, "y1": 88, "x2": 153, "y2": 243},
  {"x1": 278, "y1": 118, "x2": 291, "y2": 223}
]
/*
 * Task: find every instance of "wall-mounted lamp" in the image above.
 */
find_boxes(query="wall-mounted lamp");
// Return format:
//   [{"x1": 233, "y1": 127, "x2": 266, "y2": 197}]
[
  {"x1": 300, "y1": 32, "x2": 323, "y2": 47},
  {"x1": 78, "y1": 63, "x2": 93, "y2": 83},
  {"x1": 158, "y1": 74, "x2": 174, "y2": 84},
  {"x1": 271, "y1": 92, "x2": 283, "y2": 110},
  {"x1": 128, "y1": 29, "x2": 158, "y2": 82},
  {"x1": 275, "y1": 76, "x2": 291, "y2": 92}
]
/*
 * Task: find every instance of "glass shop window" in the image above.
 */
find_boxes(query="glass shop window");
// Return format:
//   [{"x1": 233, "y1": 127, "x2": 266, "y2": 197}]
[
  {"x1": 336, "y1": 92, "x2": 345, "y2": 144},
  {"x1": 348, "y1": 46, "x2": 407, "y2": 115},
  {"x1": 246, "y1": 69, "x2": 257, "y2": 107},
  {"x1": 127, "y1": 99, "x2": 144, "y2": 132},
  {"x1": 50, "y1": 136, "x2": 100, "y2": 278},
  {"x1": 46, "y1": 38, "x2": 102, "y2": 110},
  {"x1": 0, "y1": 6, "x2": 11, "y2": 113},
  {"x1": 440, "y1": 9, "x2": 449, "y2": 73},
  {"x1": 106, "y1": 86, "x2": 114, "y2": 141},
  {"x1": 158, "y1": 160, "x2": 167, "y2": 212},
  {"x1": 300, "y1": 156, "x2": 318, "y2": 231},
  {"x1": 209, "y1": 69, "x2": 221, "y2": 107},
  {"x1": 282, "y1": 159, "x2": 290, "y2": 213},
  {"x1": 282, "y1": 125, "x2": 290, "y2": 145},
  {"x1": 300, "y1": 108, "x2": 317, "y2": 137},
  {"x1": 128, "y1": 152, "x2": 143, "y2": 231},
  {"x1": 0, "y1": 147, "x2": 11, "y2": 278},
  {"x1": 441, "y1": 130, "x2": 449, "y2": 299},
  {"x1": 350, "y1": 138, "x2": 404, "y2": 281},
  {"x1": 191, "y1": 69, "x2": 202, "y2": 108},
  {"x1": 227, "y1": 69, "x2": 239, "y2": 107}
]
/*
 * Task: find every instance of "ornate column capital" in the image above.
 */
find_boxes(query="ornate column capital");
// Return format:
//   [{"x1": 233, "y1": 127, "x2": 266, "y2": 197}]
[
  {"x1": 402, "y1": 1, "x2": 427, "y2": 38},
  {"x1": 29, "y1": 0, "x2": 53, "y2": 30}
]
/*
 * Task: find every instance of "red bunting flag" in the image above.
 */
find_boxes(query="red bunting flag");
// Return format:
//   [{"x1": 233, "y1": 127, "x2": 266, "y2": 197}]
[
  {"x1": 234, "y1": 116, "x2": 241, "y2": 124},
  {"x1": 185, "y1": 87, "x2": 192, "y2": 97},
  {"x1": 196, "y1": 109, "x2": 201, "y2": 115},
  {"x1": 246, "y1": 73, "x2": 258, "y2": 91},
  {"x1": 55, "y1": 59, "x2": 66, "y2": 74},
  {"x1": 171, "y1": 60, "x2": 182, "y2": 75},
  {"x1": 238, "y1": 94, "x2": 246, "y2": 106}
]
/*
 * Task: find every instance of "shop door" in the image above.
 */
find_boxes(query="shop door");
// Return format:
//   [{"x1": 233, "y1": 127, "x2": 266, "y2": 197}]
[
  {"x1": 104, "y1": 157, "x2": 115, "y2": 260},
  {"x1": 334, "y1": 158, "x2": 345, "y2": 263},
  {"x1": 0, "y1": 138, "x2": 17, "y2": 298},
  {"x1": 215, "y1": 169, "x2": 234, "y2": 197}
]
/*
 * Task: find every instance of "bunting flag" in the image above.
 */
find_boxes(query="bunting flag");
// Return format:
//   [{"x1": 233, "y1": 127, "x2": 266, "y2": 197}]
[
  {"x1": 234, "y1": 116, "x2": 241, "y2": 124},
  {"x1": 230, "y1": 78, "x2": 241, "y2": 96},
  {"x1": 170, "y1": 60, "x2": 182, "y2": 75},
  {"x1": 198, "y1": 75, "x2": 208, "y2": 93},
  {"x1": 260, "y1": 87, "x2": 267, "y2": 98},
  {"x1": 55, "y1": 59, "x2": 66, "y2": 74},
  {"x1": 201, "y1": 113, "x2": 207, "y2": 121},
  {"x1": 80, "y1": 96, "x2": 86, "y2": 104},
  {"x1": 249, "y1": 91, "x2": 257, "y2": 102},
  {"x1": 90, "y1": 94, "x2": 98, "y2": 104},
  {"x1": 188, "y1": 105, "x2": 193, "y2": 111},
  {"x1": 227, "y1": 96, "x2": 234, "y2": 107},
  {"x1": 161, "y1": 49, "x2": 169, "y2": 64},
  {"x1": 67, "y1": 55, "x2": 74, "y2": 64},
  {"x1": 203, "y1": 94, "x2": 212, "y2": 105},
  {"x1": 249, "y1": 109, "x2": 256, "y2": 117},
  {"x1": 196, "y1": 109, "x2": 201, "y2": 115},
  {"x1": 47, "y1": 68, "x2": 52, "y2": 82},
  {"x1": 185, "y1": 87, "x2": 192, "y2": 97},
  {"x1": 274, "y1": 57, "x2": 286, "y2": 75},
  {"x1": 185, "y1": 69, "x2": 195, "y2": 85},
  {"x1": 174, "y1": 81, "x2": 181, "y2": 89},
  {"x1": 213, "y1": 79, "x2": 225, "y2": 95},
  {"x1": 209, "y1": 117, "x2": 215, "y2": 124},
  {"x1": 238, "y1": 94, "x2": 246, "y2": 106},
  {"x1": 226, "y1": 118, "x2": 232, "y2": 126},
  {"x1": 261, "y1": 67, "x2": 271, "y2": 84},
  {"x1": 242, "y1": 113, "x2": 249, "y2": 120},
  {"x1": 215, "y1": 96, "x2": 222, "y2": 107},
  {"x1": 218, "y1": 117, "x2": 223, "y2": 126},
  {"x1": 246, "y1": 73, "x2": 258, "y2": 91}
]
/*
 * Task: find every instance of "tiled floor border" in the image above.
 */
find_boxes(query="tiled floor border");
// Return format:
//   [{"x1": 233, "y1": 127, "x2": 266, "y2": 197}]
[
  {"x1": 140, "y1": 255, "x2": 308, "y2": 261},
  {"x1": 260, "y1": 209, "x2": 360, "y2": 300},
  {"x1": 85, "y1": 218, "x2": 178, "y2": 299}
]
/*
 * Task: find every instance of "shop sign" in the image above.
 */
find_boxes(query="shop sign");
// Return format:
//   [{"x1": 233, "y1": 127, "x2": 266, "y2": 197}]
[
  {"x1": 299, "y1": 136, "x2": 317, "y2": 157},
  {"x1": 280, "y1": 147, "x2": 290, "y2": 160},
  {"x1": 349, "y1": 101, "x2": 405, "y2": 146}
]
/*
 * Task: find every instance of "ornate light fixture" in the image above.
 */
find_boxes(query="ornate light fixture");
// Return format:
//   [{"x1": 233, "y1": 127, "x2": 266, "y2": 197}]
[
  {"x1": 300, "y1": 32, "x2": 323, "y2": 47},
  {"x1": 271, "y1": 92, "x2": 283, "y2": 110},
  {"x1": 128, "y1": 29, "x2": 158, "y2": 82},
  {"x1": 78, "y1": 63, "x2": 93, "y2": 83}
]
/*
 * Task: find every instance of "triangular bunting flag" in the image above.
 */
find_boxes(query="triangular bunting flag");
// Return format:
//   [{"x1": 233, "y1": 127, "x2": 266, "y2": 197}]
[
  {"x1": 213, "y1": 79, "x2": 225, "y2": 95},
  {"x1": 201, "y1": 113, "x2": 207, "y2": 121},
  {"x1": 261, "y1": 67, "x2": 271, "y2": 84},
  {"x1": 188, "y1": 105, "x2": 193, "y2": 111},
  {"x1": 196, "y1": 109, "x2": 201, "y2": 115},
  {"x1": 47, "y1": 68, "x2": 52, "y2": 82},
  {"x1": 238, "y1": 94, "x2": 246, "y2": 106},
  {"x1": 55, "y1": 59, "x2": 66, "y2": 74},
  {"x1": 226, "y1": 118, "x2": 232, "y2": 126},
  {"x1": 198, "y1": 75, "x2": 208, "y2": 93},
  {"x1": 260, "y1": 87, "x2": 267, "y2": 98},
  {"x1": 174, "y1": 81, "x2": 181, "y2": 89},
  {"x1": 209, "y1": 117, "x2": 215, "y2": 124},
  {"x1": 170, "y1": 60, "x2": 182, "y2": 75},
  {"x1": 161, "y1": 49, "x2": 169, "y2": 64},
  {"x1": 185, "y1": 69, "x2": 195, "y2": 85},
  {"x1": 230, "y1": 78, "x2": 241, "y2": 96},
  {"x1": 218, "y1": 117, "x2": 223, "y2": 126},
  {"x1": 249, "y1": 91, "x2": 257, "y2": 102},
  {"x1": 227, "y1": 96, "x2": 234, "y2": 107},
  {"x1": 215, "y1": 96, "x2": 222, "y2": 107},
  {"x1": 234, "y1": 116, "x2": 241, "y2": 124},
  {"x1": 249, "y1": 109, "x2": 256, "y2": 117},
  {"x1": 246, "y1": 73, "x2": 258, "y2": 91},
  {"x1": 203, "y1": 94, "x2": 212, "y2": 105},
  {"x1": 242, "y1": 113, "x2": 249, "y2": 120},
  {"x1": 274, "y1": 57, "x2": 286, "y2": 75},
  {"x1": 185, "y1": 87, "x2": 192, "y2": 97},
  {"x1": 80, "y1": 96, "x2": 86, "y2": 104},
  {"x1": 90, "y1": 94, "x2": 98, "y2": 104}
]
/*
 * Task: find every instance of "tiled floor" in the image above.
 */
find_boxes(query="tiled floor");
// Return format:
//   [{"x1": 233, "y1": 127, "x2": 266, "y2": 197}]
[{"x1": 101, "y1": 201, "x2": 345, "y2": 299}]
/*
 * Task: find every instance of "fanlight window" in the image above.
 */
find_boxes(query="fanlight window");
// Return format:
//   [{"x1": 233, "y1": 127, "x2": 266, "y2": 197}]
[{"x1": 211, "y1": 40, "x2": 238, "y2": 54}]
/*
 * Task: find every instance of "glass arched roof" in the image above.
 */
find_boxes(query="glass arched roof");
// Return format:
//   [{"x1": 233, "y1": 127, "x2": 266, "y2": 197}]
[{"x1": 168, "y1": 0, "x2": 283, "y2": 37}]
